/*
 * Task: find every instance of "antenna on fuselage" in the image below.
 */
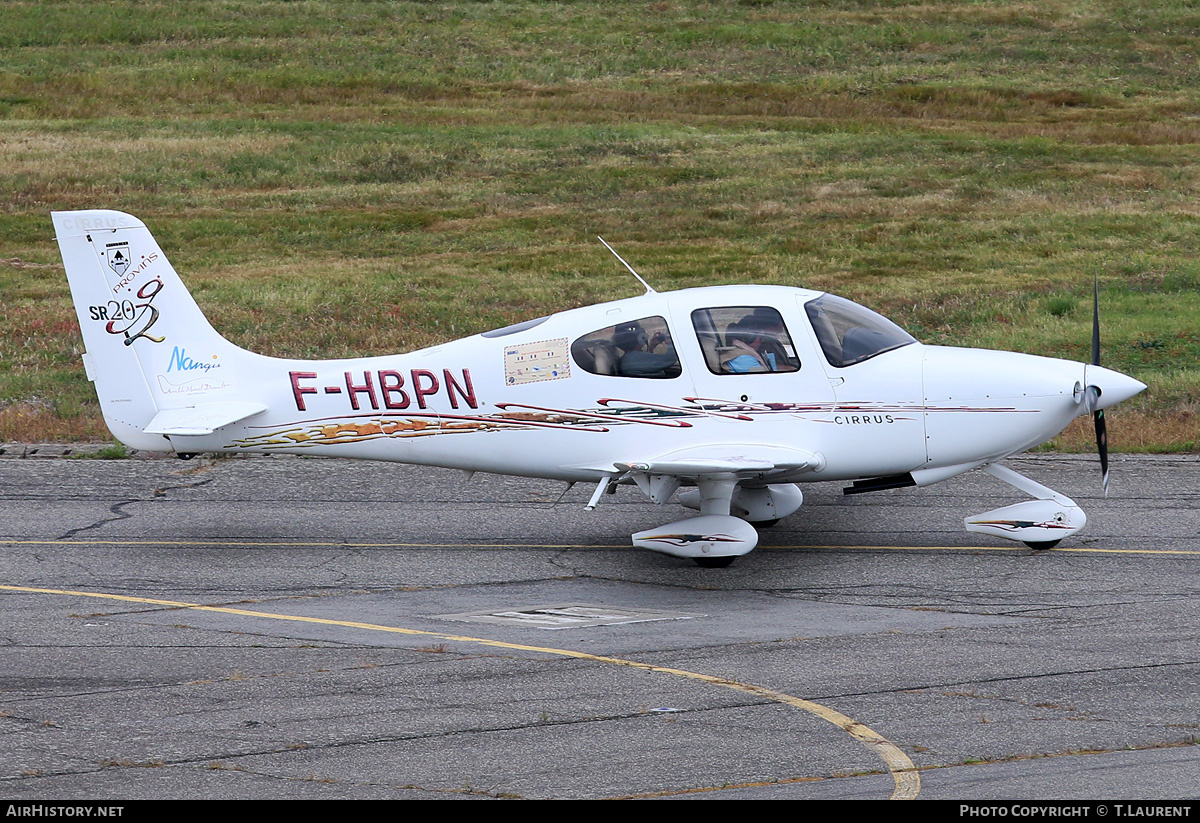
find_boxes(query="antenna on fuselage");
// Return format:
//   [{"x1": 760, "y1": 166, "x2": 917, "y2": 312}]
[{"x1": 597, "y1": 236, "x2": 657, "y2": 295}]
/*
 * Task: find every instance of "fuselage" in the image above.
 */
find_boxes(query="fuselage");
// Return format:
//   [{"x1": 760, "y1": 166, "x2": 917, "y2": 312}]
[{"x1": 151, "y1": 284, "x2": 1142, "y2": 486}]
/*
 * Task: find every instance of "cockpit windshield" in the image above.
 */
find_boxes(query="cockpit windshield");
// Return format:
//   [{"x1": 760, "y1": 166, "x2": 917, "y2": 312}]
[{"x1": 804, "y1": 294, "x2": 916, "y2": 368}]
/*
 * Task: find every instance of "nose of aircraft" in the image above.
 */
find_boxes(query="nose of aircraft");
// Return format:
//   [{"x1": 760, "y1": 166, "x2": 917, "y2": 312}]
[{"x1": 1085, "y1": 364, "x2": 1146, "y2": 409}]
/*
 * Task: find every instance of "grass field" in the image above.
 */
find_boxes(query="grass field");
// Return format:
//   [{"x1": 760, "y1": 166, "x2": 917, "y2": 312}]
[{"x1": 1, "y1": 0, "x2": 1197, "y2": 451}]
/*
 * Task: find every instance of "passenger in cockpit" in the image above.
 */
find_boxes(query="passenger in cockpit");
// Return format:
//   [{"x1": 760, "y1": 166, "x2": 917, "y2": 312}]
[{"x1": 723, "y1": 317, "x2": 776, "y2": 372}]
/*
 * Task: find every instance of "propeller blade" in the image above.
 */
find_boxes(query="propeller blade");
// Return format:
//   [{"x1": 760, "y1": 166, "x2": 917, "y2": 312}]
[
  {"x1": 1094, "y1": 408, "x2": 1109, "y2": 497},
  {"x1": 1091, "y1": 276, "x2": 1108, "y2": 495}
]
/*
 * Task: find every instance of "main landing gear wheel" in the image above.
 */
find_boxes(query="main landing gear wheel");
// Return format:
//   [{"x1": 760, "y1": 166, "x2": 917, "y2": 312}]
[
  {"x1": 1024, "y1": 539, "x2": 1061, "y2": 550},
  {"x1": 694, "y1": 556, "x2": 738, "y2": 568},
  {"x1": 751, "y1": 518, "x2": 780, "y2": 529}
]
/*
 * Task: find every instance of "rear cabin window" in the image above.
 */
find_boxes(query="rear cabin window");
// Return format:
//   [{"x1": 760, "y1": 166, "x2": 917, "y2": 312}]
[
  {"x1": 690, "y1": 306, "x2": 800, "y2": 375},
  {"x1": 570, "y1": 315, "x2": 681, "y2": 379}
]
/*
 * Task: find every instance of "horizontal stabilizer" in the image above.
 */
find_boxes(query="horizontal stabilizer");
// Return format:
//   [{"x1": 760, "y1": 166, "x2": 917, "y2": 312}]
[{"x1": 144, "y1": 402, "x2": 268, "y2": 436}]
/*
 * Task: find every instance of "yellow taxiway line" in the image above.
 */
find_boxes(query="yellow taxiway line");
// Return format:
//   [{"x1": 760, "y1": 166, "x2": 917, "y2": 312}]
[
  {"x1": 3, "y1": 538, "x2": 1198, "y2": 556},
  {"x1": 1, "y1": 582, "x2": 920, "y2": 800}
]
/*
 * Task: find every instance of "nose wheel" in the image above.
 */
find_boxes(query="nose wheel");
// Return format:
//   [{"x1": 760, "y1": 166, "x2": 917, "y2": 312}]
[
  {"x1": 1024, "y1": 539, "x2": 1062, "y2": 550},
  {"x1": 694, "y1": 555, "x2": 738, "y2": 568}
]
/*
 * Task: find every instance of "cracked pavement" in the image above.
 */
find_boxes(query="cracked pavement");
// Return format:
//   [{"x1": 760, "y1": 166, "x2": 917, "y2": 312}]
[{"x1": 0, "y1": 453, "x2": 1197, "y2": 798}]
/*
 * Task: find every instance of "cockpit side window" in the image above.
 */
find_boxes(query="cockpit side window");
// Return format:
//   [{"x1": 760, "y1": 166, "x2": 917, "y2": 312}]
[
  {"x1": 690, "y1": 306, "x2": 800, "y2": 375},
  {"x1": 570, "y1": 315, "x2": 681, "y2": 379},
  {"x1": 804, "y1": 294, "x2": 916, "y2": 368}
]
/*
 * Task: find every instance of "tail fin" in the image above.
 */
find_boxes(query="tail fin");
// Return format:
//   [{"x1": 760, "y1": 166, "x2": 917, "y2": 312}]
[{"x1": 53, "y1": 210, "x2": 265, "y2": 451}]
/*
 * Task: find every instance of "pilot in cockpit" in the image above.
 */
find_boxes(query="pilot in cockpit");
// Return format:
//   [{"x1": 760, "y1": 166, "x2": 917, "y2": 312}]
[{"x1": 613, "y1": 322, "x2": 679, "y2": 378}]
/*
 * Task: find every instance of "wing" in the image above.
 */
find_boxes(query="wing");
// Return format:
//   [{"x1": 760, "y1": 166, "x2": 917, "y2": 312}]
[
  {"x1": 615, "y1": 444, "x2": 823, "y2": 480},
  {"x1": 604, "y1": 445, "x2": 821, "y2": 507},
  {"x1": 581, "y1": 445, "x2": 823, "y2": 510}
]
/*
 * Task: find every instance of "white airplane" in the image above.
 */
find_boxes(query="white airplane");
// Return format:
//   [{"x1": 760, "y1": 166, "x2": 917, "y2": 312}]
[{"x1": 53, "y1": 209, "x2": 1145, "y2": 566}]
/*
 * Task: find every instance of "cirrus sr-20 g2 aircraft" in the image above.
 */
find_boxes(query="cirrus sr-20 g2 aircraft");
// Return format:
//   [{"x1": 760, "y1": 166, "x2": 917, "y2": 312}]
[{"x1": 54, "y1": 210, "x2": 1145, "y2": 567}]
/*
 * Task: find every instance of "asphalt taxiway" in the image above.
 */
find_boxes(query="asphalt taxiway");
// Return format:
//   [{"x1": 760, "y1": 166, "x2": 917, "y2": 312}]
[{"x1": 1, "y1": 452, "x2": 1197, "y2": 799}]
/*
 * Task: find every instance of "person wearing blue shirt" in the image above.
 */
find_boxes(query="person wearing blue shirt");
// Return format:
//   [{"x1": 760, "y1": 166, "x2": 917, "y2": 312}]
[{"x1": 723, "y1": 316, "x2": 777, "y2": 373}]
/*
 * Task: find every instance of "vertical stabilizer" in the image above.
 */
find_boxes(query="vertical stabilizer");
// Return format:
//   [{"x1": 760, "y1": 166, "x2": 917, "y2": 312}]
[{"x1": 53, "y1": 210, "x2": 256, "y2": 451}]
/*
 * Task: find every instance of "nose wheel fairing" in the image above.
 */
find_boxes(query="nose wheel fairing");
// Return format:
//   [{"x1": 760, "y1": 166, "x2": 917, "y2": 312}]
[
  {"x1": 965, "y1": 499, "x2": 1086, "y2": 548},
  {"x1": 966, "y1": 462, "x2": 1087, "y2": 549}
]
